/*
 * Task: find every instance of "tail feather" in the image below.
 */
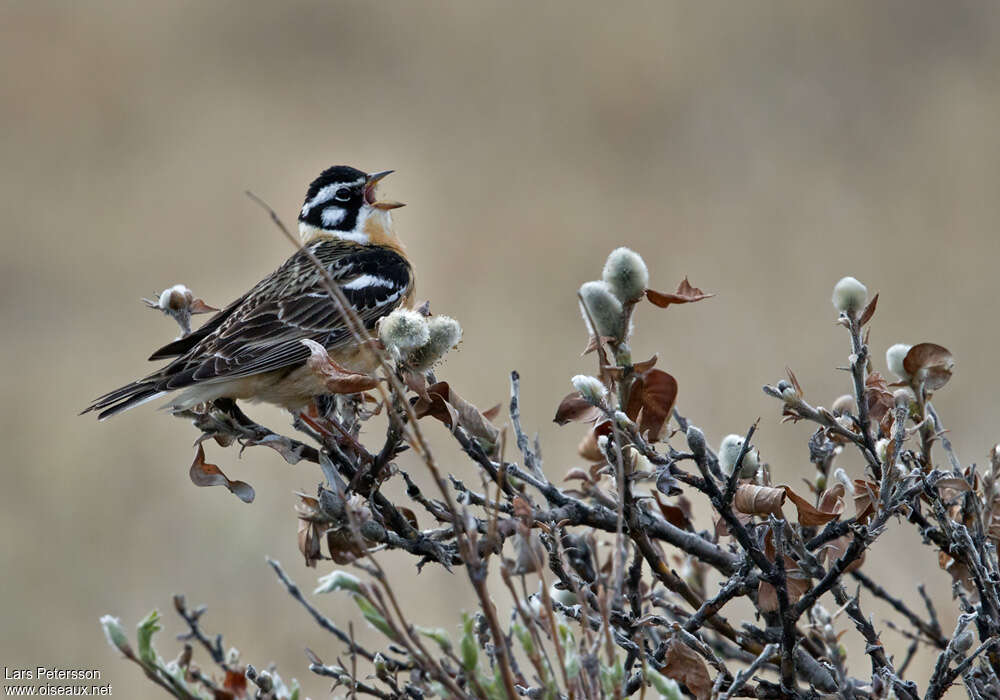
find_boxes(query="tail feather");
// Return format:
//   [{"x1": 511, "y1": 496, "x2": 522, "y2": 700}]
[{"x1": 81, "y1": 381, "x2": 168, "y2": 421}]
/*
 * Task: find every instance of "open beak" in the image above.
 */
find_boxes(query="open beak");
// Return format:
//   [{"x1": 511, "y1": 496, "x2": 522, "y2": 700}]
[{"x1": 365, "y1": 170, "x2": 405, "y2": 210}]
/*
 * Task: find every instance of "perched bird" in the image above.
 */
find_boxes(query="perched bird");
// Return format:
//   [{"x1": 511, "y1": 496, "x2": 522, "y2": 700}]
[{"x1": 83, "y1": 166, "x2": 411, "y2": 420}]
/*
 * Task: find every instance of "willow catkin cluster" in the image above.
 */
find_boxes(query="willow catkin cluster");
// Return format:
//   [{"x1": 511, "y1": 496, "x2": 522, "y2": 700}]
[
  {"x1": 379, "y1": 309, "x2": 462, "y2": 371},
  {"x1": 579, "y1": 247, "x2": 649, "y2": 342}
]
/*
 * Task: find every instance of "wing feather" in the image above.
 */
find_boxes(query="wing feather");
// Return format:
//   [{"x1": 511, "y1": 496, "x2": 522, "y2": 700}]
[{"x1": 156, "y1": 239, "x2": 411, "y2": 386}]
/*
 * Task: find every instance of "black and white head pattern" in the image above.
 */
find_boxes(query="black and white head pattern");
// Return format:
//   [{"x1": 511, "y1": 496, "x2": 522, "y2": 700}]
[{"x1": 298, "y1": 165, "x2": 372, "y2": 242}]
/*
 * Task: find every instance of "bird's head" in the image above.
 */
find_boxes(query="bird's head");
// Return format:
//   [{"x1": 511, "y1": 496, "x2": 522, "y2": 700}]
[{"x1": 297, "y1": 166, "x2": 404, "y2": 244}]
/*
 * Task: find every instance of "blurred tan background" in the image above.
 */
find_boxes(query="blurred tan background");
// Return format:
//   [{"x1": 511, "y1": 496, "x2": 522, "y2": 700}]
[{"x1": 3, "y1": 1, "x2": 1000, "y2": 696}]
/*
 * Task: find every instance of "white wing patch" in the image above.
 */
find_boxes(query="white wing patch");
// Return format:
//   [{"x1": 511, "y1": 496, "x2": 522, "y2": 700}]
[{"x1": 342, "y1": 274, "x2": 397, "y2": 290}]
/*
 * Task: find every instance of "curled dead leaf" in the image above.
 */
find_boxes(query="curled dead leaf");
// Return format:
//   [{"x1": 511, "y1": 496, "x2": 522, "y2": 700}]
[
  {"x1": 939, "y1": 551, "x2": 978, "y2": 599},
  {"x1": 865, "y1": 371, "x2": 895, "y2": 431},
  {"x1": 636, "y1": 369, "x2": 678, "y2": 442},
  {"x1": 733, "y1": 484, "x2": 786, "y2": 518},
  {"x1": 903, "y1": 343, "x2": 955, "y2": 392},
  {"x1": 714, "y1": 510, "x2": 752, "y2": 538},
  {"x1": 853, "y1": 479, "x2": 880, "y2": 523},
  {"x1": 819, "y1": 534, "x2": 865, "y2": 574},
  {"x1": 189, "y1": 298, "x2": 218, "y2": 314},
  {"x1": 758, "y1": 529, "x2": 812, "y2": 611},
  {"x1": 482, "y1": 403, "x2": 503, "y2": 422},
  {"x1": 661, "y1": 638, "x2": 712, "y2": 700},
  {"x1": 758, "y1": 564, "x2": 812, "y2": 612},
  {"x1": 301, "y1": 339, "x2": 379, "y2": 394},
  {"x1": 935, "y1": 476, "x2": 972, "y2": 507},
  {"x1": 656, "y1": 469, "x2": 682, "y2": 497},
  {"x1": 653, "y1": 492, "x2": 695, "y2": 531},
  {"x1": 786, "y1": 367, "x2": 804, "y2": 397},
  {"x1": 577, "y1": 419, "x2": 613, "y2": 462},
  {"x1": 857, "y1": 292, "x2": 879, "y2": 327},
  {"x1": 222, "y1": 668, "x2": 248, "y2": 697},
  {"x1": 633, "y1": 354, "x2": 659, "y2": 374},
  {"x1": 413, "y1": 381, "x2": 500, "y2": 449},
  {"x1": 645, "y1": 277, "x2": 715, "y2": 309},
  {"x1": 188, "y1": 444, "x2": 255, "y2": 503},
  {"x1": 553, "y1": 392, "x2": 601, "y2": 425},
  {"x1": 782, "y1": 485, "x2": 843, "y2": 526}
]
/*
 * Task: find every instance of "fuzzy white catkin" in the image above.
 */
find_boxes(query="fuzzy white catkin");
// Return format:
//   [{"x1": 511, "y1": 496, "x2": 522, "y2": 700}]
[
  {"x1": 424, "y1": 315, "x2": 462, "y2": 355},
  {"x1": 579, "y1": 280, "x2": 624, "y2": 339},
  {"x1": 831, "y1": 276, "x2": 868, "y2": 314},
  {"x1": 571, "y1": 375, "x2": 607, "y2": 405},
  {"x1": 406, "y1": 315, "x2": 463, "y2": 371},
  {"x1": 832, "y1": 467, "x2": 854, "y2": 496},
  {"x1": 602, "y1": 247, "x2": 649, "y2": 302},
  {"x1": 875, "y1": 438, "x2": 891, "y2": 464},
  {"x1": 158, "y1": 283, "x2": 192, "y2": 311},
  {"x1": 718, "y1": 434, "x2": 760, "y2": 478},
  {"x1": 885, "y1": 343, "x2": 912, "y2": 380},
  {"x1": 379, "y1": 309, "x2": 430, "y2": 352},
  {"x1": 100, "y1": 615, "x2": 130, "y2": 652},
  {"x1": 550, "y1": 585, "x2": 578, "y2": 606}
]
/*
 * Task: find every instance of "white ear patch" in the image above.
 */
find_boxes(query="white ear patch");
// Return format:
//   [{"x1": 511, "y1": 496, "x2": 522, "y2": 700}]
[
  {"x1": 321, "y1": 206, "x2": 346, "y2": 227},
  {"x1": 301, "y1": 178, "x2": 366, "y2": 216}
]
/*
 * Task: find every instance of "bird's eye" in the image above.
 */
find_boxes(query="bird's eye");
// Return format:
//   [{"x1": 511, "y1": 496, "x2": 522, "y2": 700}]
[{"x1": 335, "y1": 188, "x2": 352, "y2": 201}]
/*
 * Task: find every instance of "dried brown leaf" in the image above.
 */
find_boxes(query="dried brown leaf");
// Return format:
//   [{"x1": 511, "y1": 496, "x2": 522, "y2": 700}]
[
  {"x1": 903, "y1": 343, "x2": 955, "y2": 391},
  {"x1": 865, "y1": 371, "x2": 895, "y2": 432},
  {"x1": 758, "y1": 530, "x2": 812, "y2": 611},
  {"x1": 577, "y1": 420, "x2": 612, "y2": 462},
  {"x1": 222, "y1": 668, "x2": 248, "y2": 697},
  {"x1": 636, "y1": 369, "x2": 678, "y2": 441},
  {"x1": 714, "y1": 510, "x2": 752, "y2": 538},
  {"x1": 733, "y1": 484, "x2": 786, "y2": 518},
  {"x1": 413, "y1": 381, "x2": 500, "y2": 447},
  {"x1": 553, "y1": 392, "x2": 601, "y2": 425},
  {"x1": 857, "y1": 292, "x2": 879, "y2": 327},
  {"x1": 662, "y1": 638, "x2": 712, "y2": 700},
  {"x1": 936, "y1": 476, "x2": 972, "y2": 505},
  {"x1": 482, "y1": 403, "x2": 503, "y2": 422},
  {"x1": 301, "y1": 339, "x2": 379, "y2": 393},
  {"x1": 646, "y1": 277, "x2": 715, "y2": 309},
  {"x1": 782, "y1": 486, "x2": 842, "y2": 526},
  {"x1": 820, "y1": 535, "x2": 865, "y2": 574},
  {"x1": 188, "y1": 444, "x2": 255, "y2": 503},
  {"x1": 189, "y1": 298, "x2": 219, "y2": 315},
  {"x1": 853, "y1": 479, "x2": 880, "y2": 524},
  {"x1": 758, "y1": 563, "x2": 812, "y2": 612},
  {"x1": 563, "y1": 467, "x2": 592, "y2": 483},
  {"x1": 653, "y1": 492, "x2": 694, "y2": 531},
  {"x1": 402, "y1": 370, "x2": 429, "y2": 399},
  {"x1": 633, "y1": 354, "x2": 659, "y2": 374},
  {"x1": 818, "y1": 483, "x2": 846, "y2": 513},
  {"x1": 786, "y1": 367, "x2": 804, "y2": 397}
]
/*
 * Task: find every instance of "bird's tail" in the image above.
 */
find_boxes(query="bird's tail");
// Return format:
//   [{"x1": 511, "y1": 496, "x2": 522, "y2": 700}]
[{"x1": 81, "y1": 380, "x2": 168, "y2": 421}]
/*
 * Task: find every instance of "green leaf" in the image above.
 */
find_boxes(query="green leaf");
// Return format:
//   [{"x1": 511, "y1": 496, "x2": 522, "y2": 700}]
[
  {"x1": 416, "y1": 626, "x2": 453, "y2": 654},
  {"x1": 352, "y1": 594, "x2": 396, "y2": 641},
  {"x1": 314, "y1": 570, "x2": 362, "y2": 595},
  {"x1": 601, "y1": 659, "x2": 625, "y2": 695},
  {"x1": 558, "y1": 622, "x2": 579, "y2": 679},
  {"x1": 136, "y1": 610, "x2": 161, "y2": 666},
  {"x1": 512, "y1": 622, "x2": 535, "y2": 656},
  {"x1": 460, "y1": 613, "x2": 478, "y2": 673},
  {"x1": 646, "y1": 669, "x2": 683, "y2": 700}
]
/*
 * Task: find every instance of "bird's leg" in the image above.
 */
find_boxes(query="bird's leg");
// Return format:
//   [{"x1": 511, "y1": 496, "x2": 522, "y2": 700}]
[
  {"x1": 296, "y1": 401, "x2": 374, "y2": 466},
  {"x1": 212, "y1": 397, "x2": 257, "y2": 429}
]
